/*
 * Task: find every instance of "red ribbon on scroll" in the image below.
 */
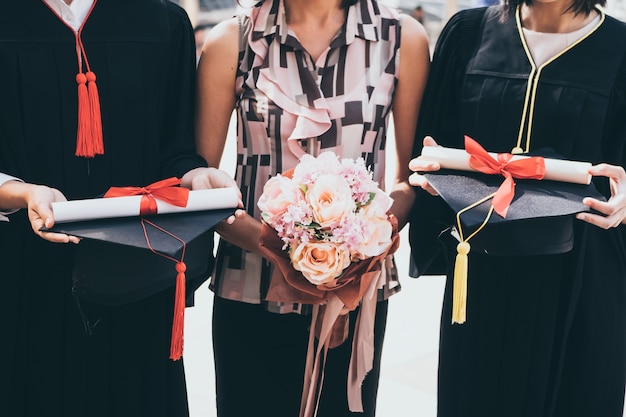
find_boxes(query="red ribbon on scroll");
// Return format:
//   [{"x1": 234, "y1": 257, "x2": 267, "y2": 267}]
[
  {"x1": 103, "y1": 177, "x2": 189, "y2": 215},
  {"x1": 464, "y1": 135, "x2": 545, "y2": 218}
]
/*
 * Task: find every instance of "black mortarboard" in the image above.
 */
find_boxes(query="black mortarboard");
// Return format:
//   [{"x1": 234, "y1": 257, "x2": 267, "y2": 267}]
[
  {"x1": 420, "y1": 140, "x2": 606, "y2": 325},
  {"x1": 45, "y1": 208, "x2": 233, "y2": 359},
  {"x1": 424, "y1": 169, "x2": 605, "y2": 256}
]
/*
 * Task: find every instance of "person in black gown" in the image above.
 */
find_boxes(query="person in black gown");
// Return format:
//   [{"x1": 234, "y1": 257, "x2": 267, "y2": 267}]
[
  {"x1": 408, "y1": 0, "x2": 626, "y2": 416},
  {"x1": 0, "y1": 1, "x2": 240, "y2": 416}
]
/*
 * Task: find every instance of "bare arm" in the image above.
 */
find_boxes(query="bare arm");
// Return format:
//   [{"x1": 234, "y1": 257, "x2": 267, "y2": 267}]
[
  {"x1": 195, "y1": 18, "x2": 265, "y2": 254},
  {"x1": 388, "y1": 15, "x2": 430, "y2": 229}
]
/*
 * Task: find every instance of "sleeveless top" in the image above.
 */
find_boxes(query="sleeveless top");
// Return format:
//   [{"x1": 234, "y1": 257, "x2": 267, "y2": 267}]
[{"x1": 211, "y1": 0, "x2": 402, "y2": 313}]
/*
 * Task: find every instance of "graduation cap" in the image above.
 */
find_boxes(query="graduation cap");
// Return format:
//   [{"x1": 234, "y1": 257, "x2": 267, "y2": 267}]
[
  {"x1": 420, "y1": 136, "x2": 606, "y2": 324},
  {"x1": 44, "y1": 178, "x2": 239, "y2": 359}
]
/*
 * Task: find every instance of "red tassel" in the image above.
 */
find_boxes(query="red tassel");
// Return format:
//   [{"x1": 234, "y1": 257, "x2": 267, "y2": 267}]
[
  {"x1": 86, "y1": 71, "x2": 104, "y2": 156},
  {"x1": 75, "y1": 73, "x2": 94, "y2": 157},
  {"x1": 170, "y1": 262, "x2": 186, "y2": 361}
]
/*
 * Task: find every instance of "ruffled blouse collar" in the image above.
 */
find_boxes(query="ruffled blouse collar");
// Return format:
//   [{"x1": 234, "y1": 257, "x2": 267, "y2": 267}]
[{"x1": 246, "y1": 0, "x2": 381, "y2": 158}]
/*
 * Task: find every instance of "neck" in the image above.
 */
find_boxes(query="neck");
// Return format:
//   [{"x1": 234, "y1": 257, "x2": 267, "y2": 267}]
[
  {"x1": 284, "y1": 0, "x2": 344, "y2": 26},
  {"x1": 520, "y1": 3, "x2": 597, "y2": 33}
]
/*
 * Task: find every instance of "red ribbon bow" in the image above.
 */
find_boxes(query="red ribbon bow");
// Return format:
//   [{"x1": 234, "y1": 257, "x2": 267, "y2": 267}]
[
  {"x1": 464, "y1": 135, "x2": 545, "y2": 218},
  {"x1": 103, "y1": 177, "x2": 189, "y2": 215}
]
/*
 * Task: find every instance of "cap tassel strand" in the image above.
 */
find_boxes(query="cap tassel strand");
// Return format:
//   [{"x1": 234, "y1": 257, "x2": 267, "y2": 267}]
[
  {"x1": 170, "y1": 262, "x2": 187, "y2": 361},
  {"x1": 86, "y1": 71, "x2": 104, "y2": 155},
  {"x1": 452, "y1": 241, "x2": 469, "y2": 324},
  {"x1": 75, "y1": 73, "x2": 93, "y2": 157}
]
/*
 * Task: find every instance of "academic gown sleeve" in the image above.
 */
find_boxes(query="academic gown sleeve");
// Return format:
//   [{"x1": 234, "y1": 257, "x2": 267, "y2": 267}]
[
  {"x1": 408, "y1": 7, "x2": 487, "y2": 277},
  {"x1": 599, "y1": 51, "x2": 626, "y2": 247},
  {"x1": 158, "y1": 3, "x2": 207, "y2": 179}
]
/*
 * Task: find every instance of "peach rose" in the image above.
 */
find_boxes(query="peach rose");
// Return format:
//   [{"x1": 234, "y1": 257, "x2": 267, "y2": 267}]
[
  {"x1": 290, "y1": 241, "x2": 350, "y2": 285},
  {"x1": 306, "y1": 174, "x2": 356, "y2": 229},
  {"x1": 257, "y1": 174, "x2": 304, "y2": 221}
]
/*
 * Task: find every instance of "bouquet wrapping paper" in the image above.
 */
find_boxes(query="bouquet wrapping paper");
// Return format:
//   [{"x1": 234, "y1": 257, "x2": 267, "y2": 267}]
[{"x1": 258, "y1": 152, "x2": 399, "y2": 416}]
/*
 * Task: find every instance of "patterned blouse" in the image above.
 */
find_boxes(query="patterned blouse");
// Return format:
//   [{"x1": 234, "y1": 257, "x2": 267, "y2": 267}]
[{"x1": 211, "y1": 0, "x2": 402, "y2": 314}]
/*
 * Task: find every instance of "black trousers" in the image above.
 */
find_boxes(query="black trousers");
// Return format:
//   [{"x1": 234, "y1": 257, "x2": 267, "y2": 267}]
[{"x1": 212, "y1": 296, "x2": 389, "y2": 417}]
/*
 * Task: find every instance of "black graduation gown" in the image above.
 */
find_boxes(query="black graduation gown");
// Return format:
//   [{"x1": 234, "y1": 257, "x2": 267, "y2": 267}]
[
  {"x1": 0, "y1": 1, "x2": 205, "y2": 416},
  {"x1": 409, "y1": 6, "x2": 626, "y2": 417}
]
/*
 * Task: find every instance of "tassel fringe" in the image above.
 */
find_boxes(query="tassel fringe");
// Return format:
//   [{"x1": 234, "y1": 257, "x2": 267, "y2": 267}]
[
  {"x1": 170, "y1": 262, "x2": 186, "y2": 361},
  {"x1": 452, "y1": 241, "x2": 470, "y2": 324},
  {"x1": 86, "y1": 71, "x2": 104, "y2": 155},
  {"x1": 74, "y1": 71, "x2": 104, "y2": 158}
]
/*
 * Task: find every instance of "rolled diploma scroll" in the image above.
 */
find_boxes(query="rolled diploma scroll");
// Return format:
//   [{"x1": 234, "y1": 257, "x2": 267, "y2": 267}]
[
  {"x1": 420, "y1": 146, "x2": 592, "y2": 185},
  {"x1": 51, "y1": 187, "x2": 240, "y2": 223}
]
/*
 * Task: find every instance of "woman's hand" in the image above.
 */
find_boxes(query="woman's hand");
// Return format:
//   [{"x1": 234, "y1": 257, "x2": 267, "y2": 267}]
[
  {"x1": 180, "y1": 166, "x2": 245, "y2": 224},
  {"x1": 408, "y1": 136, "x2": 441, "y2": 196},
  {"x1": 576, "y1": 163, "x2": 626, "y2": 229},
  {"x1": 26, "y1": 184, "x2": 80, "y2": 243},
  {"x1": 0, "y1": 180, "x2": 79, "y2": 243}
]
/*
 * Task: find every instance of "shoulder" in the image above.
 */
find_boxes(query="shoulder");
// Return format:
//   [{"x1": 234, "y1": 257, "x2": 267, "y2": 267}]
[
  {"x1": 599, "y1": 14, "x2": 626, "y2": 93},
  {"x1": 431, "y1": 6, "x2": 490, "y2": 64},
  {"x1": 398, "y1": 13, "x2": 429, "y2": 53},
  {"x1": 440, "y1": 6, "x2": 490, "y2": 40},
  {"x1": 163, "y1": 1, "x2": 194, "y2": 32},
  {"x1": 198, "y1": 17, "x2": 240, "y2": 78},
  {"x1": 201, "y1": 17, "x2": 240, "y2": 57}
]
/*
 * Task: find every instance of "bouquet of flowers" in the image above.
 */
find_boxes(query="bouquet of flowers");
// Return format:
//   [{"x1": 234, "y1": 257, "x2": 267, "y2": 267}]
[
  {"x1": 258, "y1": 151, "x2": 399, "y2": 310},
  {"x1": 258, "y1": 151, "x2": 400, "y2": 416}
]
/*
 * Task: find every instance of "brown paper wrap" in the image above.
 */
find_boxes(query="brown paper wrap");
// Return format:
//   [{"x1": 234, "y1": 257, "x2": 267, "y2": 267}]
[{"x1": 259, "y1": 215, "x2": 399, "y2": 416}]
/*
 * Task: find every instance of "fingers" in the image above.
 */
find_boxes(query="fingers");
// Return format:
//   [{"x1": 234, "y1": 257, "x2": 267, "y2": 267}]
[
  {"x1": 576, "y1": 194, "x2": 626, "y2": 229},
  {"x1": 407, "y1": 136, "x2": 441, "y2": 196},
  {"x1": 223, "y1": 209, "x2": 246, "y2": 225},
  {"x1": 423, "y1": 136, "x2": 438, "y2": 147},
  {"x1": 576, "y1": 209, "x2": 625, "y2": 229},
  {"x1": 408, "y1": 172, "x2": 439, "y2": 196},
  {"x1": 588, "y1": 163, "x2": 626, "y2": 180},
  {"x1": 408, "y1": 157, "x2": 440, "y2": 173}
]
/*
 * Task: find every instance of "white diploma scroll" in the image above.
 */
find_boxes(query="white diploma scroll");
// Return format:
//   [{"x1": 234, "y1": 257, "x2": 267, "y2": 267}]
[
  {"x1": 52, "y1": 187, "x2": 240, "y2": 224},
  {"x1": 420, "y1": 146, "x2": 592, "y2": 185}
]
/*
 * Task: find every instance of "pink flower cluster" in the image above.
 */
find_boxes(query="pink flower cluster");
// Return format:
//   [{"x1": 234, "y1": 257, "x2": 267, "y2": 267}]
[{"x1": 258, "y1": 152, "x2": 394, "y2": 286}]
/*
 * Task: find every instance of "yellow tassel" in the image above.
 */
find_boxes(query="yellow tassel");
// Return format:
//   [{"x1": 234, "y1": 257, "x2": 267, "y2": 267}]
[{"x1": 452, "y1": 241, "x2": 470, "y2": 324}]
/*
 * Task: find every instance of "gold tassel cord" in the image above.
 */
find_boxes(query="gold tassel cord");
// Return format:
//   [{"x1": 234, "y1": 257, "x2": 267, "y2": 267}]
[{"x1": 452, "y1": 194, "x2": 496, "y2": 324}]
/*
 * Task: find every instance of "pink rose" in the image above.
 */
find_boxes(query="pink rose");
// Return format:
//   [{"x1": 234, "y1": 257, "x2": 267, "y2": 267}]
[
  {"x1": 306, "y1": 174, "x2": 356, "y2": 229},
  {"x1": 290, "y1": 241, "x2": 350, "y2": 285},
  {"x1": 360, "y1": 191, "x2": 393, "y2": 217},
  {"x1": 257, "y1": 174, "x2": 304, "y2": 222},
  {"x1": 292, "y1": 152, "x2": 343, "y2": 185},
  {"x1": 352, "y1": 213, "x2": 393, "y2": 259}
]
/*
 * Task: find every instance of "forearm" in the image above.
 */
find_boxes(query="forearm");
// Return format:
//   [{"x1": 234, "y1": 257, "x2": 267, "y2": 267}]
[
  {"x1": 0, "y1": 180, "x2": 37, "y2": 210},
  {"x1": 389, "y1": 181, "x2": 416, "y2": 230}
]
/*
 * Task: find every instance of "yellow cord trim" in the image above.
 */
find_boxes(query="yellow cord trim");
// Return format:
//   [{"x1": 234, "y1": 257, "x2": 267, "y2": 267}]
[{"x1": 514, "y1": 5, "x2": 605, "y2": 154}]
